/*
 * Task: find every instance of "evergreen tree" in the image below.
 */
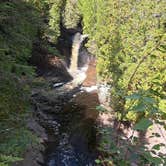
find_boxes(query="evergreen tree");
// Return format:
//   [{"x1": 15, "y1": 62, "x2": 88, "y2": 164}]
[{"x1": 63, "y1": 0, "x2": 80, "y2": 29}]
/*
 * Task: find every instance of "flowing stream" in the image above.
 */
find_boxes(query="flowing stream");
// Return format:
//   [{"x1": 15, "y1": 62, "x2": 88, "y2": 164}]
[{"x1": 43, "y1": 32, "x2": 99, "y2": 166}]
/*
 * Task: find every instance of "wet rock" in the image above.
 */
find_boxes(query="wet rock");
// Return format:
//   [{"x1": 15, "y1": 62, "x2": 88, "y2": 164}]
[
  {"x1": 38, "y1": 104, "x2": 52, "y2": 112},
  {"x1": 47, "y1": 120, "x2": 60, "y2": 135},
  {"x1": 27, "y1": 118, "x2": 48, "y2": 141}
]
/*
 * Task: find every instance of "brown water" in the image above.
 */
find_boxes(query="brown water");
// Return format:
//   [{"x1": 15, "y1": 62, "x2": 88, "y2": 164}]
[{"x1": 44, "y1": 58, "x2": 99, "y2": 166}]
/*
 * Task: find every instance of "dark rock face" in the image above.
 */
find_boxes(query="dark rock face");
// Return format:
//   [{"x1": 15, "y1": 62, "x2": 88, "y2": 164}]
[
  {"x1": 30, "y1": 80, "x2": 98, "y2": 166},
  {"x1": 30, "y1": 44, "x2": 73, "y2": 82}
]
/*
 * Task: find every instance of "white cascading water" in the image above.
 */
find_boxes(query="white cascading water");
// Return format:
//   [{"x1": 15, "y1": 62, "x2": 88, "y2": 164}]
[
  {"x1": 53, "y1": 32, "x2": 88, "y2": 88},
  {"x1": 53, "y1": 32, "x2": 98, "y2": 91},
  {"x1": 68, "y1": 32, "x2": 89, "y2": 86},
  {"x1": 69, "y1": 33, "x2": 81, "y2": 73}
]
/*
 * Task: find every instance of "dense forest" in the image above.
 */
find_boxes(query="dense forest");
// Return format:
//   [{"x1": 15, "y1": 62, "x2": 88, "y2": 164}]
[{"x1": 0, "y1": 0, "x2": 165, "y2": 166}]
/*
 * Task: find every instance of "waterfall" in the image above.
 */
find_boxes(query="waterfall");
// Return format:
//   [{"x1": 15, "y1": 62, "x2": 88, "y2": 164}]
[
  {"x1": 70, "y1": 33, "x2": 81, "y2": 73},
  {"x1": 66, "y1": 32, "x2": 89, "y2": 86},
  {"x1": 69, "y1": 32, "x2": 88, "y2": 75},
  {"x1": 53, "y1": 32, "x2": 88, "y2": 88}
]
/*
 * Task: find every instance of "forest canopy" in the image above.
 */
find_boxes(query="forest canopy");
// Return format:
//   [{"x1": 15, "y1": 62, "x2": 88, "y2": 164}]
[{"x1": 0, "y1": 0, "x2": 166, "y2": 165}]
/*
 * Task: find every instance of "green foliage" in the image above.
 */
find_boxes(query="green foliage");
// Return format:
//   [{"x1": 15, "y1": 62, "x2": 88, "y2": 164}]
[
  {"x1": 0, "y1": 0, "x2": 39, "y2": 125},
  {"x1": 141, "y1": 151, "x2": 163, "y2": 165},
  {"x1": 96, "y1": 105, "x2": 108, "y2": 113},
  {"x1": 0, "y1": 128, "x2": 38, "y2": 156},
  {"x1": 28, "y1": 0, "x2": 65, "y2": 43},
  {"x1": 79, "y1": 0, "x2": 166, "y2": 121},
  {"x1": 97, "y1": 125, "x2": 166, "y2": 165},
  {"x1": 95, "y1": 159, "x2": 101, "y2": 164},
  {"x1": 47, "y1": 0, "x2": 65, "y2": 42},
  {"x1": 125, "y1": 90, "x2": 160, "y2": 121},
  {"x1": 0, "y1": 0, "x2": 39, "y2": 124},
  {"x1": 79, "y1": 0, "x2": 166, "y2": 116},
  {"x1": 78, "y1": 0, "x2": 97, "y2": 38},
  {"x1": 27, "y1": 0, "x2": 49, "y2": 12},
  {"x1": 0, "y1": 155, "x2": 22, "y2": 166},
  {"x1": 133, "y1": 118, "x2": 153, "y2": 131},
  {"x1": 78, "y1": 0, "x2": 97, "y2": 54},
  {"x1": 0, "y1": 0, "x2": 40, "y2": 65},
  {"x1": 0, "y1": 1, "x2": 41, "y2": 165},
  {"x1": 79, "y1": 0, "x2": 166, "y2": 165},
  {"x1": 0, "y1": 74, "x2": 29, "y2": 122},
  {"x1": 63, "y1": 0, "x2": 80, "y2": 29},
  {"x1": 0, "y1": 128, "x2": 39, "y2": 166}
]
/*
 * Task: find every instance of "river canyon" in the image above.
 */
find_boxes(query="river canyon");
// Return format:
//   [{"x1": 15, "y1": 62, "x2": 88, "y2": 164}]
[{"x1": 31, "y1": 31, "x2": 100, "y2": 166}]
